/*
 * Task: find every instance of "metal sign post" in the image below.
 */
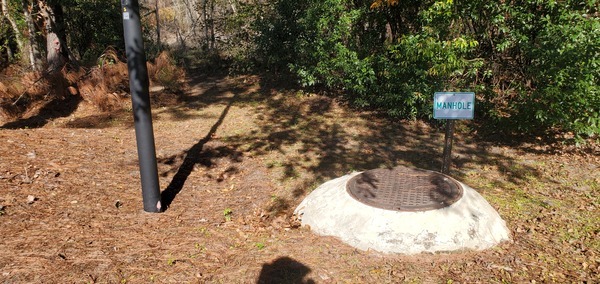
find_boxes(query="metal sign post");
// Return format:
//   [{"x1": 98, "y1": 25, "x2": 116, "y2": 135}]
[
  {"x1": 121, "y1": 0, "x2": 162, "y2": 212},
  {"x1": 433, "y1": 92, "x2": 475, "y2": 174},
  {"x1": 441, "y1": 120, "x2": 455, "y2": 174}
]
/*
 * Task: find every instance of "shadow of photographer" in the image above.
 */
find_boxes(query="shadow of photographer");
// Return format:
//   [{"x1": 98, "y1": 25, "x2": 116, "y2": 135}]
[{"x1": 257, "y1": 257, "x2": 315, "y2": 284}]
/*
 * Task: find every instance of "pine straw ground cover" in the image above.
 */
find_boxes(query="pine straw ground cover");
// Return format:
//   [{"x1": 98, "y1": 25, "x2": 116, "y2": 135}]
[
  {"x1": 0, "y1": 50, "x2": 184, "y2": 124},
  {"x1": 0, "y1": 72, "x2": 599, "y2": 283}
]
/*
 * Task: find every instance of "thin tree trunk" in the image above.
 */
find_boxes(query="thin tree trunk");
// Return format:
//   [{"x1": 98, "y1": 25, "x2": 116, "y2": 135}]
[
  {"x1": 174, "y1": 0, "x2": 200, "y2": 42},
  {"x1": 3, "y1": 38, "x2": 13, "y2": 60},
  {"x1": 201, "y1": 0, "x2": 215, "y2": 50},
  {"x1": 175, "y1": 24, "x2": 186, "y2": 50},
  {"x1": 202, "y1": 0, "x2": 209, "y2": 49},
  {"x1": 209, "y1": 0, "x2": 214, "y2": 50},
  {"x1": 155, "y1": 0, "x2": 160, "y2": 49},
  {"x1": 1, "y1": 0, "x2": 24, "y2": 58},
  {"x1": 46, "y1": 32, "x2": 62, "y2": 72}
]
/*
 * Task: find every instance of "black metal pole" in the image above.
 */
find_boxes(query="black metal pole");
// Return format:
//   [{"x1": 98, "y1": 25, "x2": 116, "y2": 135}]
[
  {"x1": 441, "y1": 120, "x2": 455, "y2": 175},
  {"x1": 121, "y1": 0, "x2": 162, "y2": 212}
]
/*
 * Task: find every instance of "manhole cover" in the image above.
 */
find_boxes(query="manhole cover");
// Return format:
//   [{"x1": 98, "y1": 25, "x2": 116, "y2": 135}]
[{"x1": 346, "y1": 166, "x2": 463, "y2": 212}]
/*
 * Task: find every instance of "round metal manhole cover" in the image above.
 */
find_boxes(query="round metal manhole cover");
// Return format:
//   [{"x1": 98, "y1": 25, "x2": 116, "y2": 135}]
[{"x1": 346, "y1": 166, "x2": 463, "y2": 212}]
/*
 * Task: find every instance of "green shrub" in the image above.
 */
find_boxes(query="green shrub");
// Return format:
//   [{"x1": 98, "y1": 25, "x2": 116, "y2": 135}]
[{"x1": 253, "y1": 0, "x2": 600, "y2": 138}]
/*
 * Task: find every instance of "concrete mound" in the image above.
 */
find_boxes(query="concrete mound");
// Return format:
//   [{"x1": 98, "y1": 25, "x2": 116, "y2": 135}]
[{"x1": 294, "y1": 171, "x2": 510, "y2": 254}]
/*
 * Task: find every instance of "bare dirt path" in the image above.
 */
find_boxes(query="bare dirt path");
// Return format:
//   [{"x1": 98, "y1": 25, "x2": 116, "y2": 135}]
[{"x1": 1, "y1": 71, "x2": 598, "y2": 283}]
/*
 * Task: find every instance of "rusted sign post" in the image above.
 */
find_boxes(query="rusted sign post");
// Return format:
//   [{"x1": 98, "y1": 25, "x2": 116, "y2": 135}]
[
  {"x1": 434, "y1": 92, "x2": 475, "y2": 174},
  {"x1": 121, "y1": 0, "x2": 162, "y2": 212}
]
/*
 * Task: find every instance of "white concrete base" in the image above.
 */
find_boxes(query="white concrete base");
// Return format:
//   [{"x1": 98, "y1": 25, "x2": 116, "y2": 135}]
[{"x1": 294, "y1": 172, "x2": 510, "y2": 254}]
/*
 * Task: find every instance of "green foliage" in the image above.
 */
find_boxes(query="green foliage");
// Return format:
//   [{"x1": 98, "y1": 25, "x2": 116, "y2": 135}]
[
  {"x1": 253, "y1": 0, "x2": 311, "y2": 72},
  {"x1": 253, "y1": 0, "x2": 600, "y2": 138},
  {"x1": 1, "y1": 0, "x2": 125, "y2": 66},
  {"x1": 514, "y1": 5, "x2": 600, "y2": 136},
  {"x1": 0, "y1": 21, "x2": 11, "y2": 62},
  {"x1": 62, "y1": 0, "x2": 124, "y2": 65},
  {"x1": 1, "y1": 0, "x2": 24, "y2": 65},
  {"x1": 223, "y1": 208, "x2": 233, "y2": 221}
]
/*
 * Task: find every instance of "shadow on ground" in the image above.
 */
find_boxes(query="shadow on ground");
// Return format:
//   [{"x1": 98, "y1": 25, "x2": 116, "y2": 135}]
[
  {"x1": 149, "y1": 69, "x2": 552, "y2": 215},
  {"x1": 232, "y1": 77, "x2": 548, "y2": 199},
  {"x1": 257, "y1": 257, "x2": 314, "y2": 284},
  {"x1": 1, "y1": 95, "x2": 82, "y2": 129},
  {"x1": 159, "y1": 93, "x2": 239, "y2": 209}
]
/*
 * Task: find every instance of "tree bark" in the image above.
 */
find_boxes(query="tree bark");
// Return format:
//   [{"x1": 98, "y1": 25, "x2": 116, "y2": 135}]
[
  {"x1": 23, "y1": 0, "x2": 42, "y2": 70},
  {"x1": 209, "y1": 0, "x2": 214, "y2": 49},
  {"x1": 201, "y1": 0, "x2": 215, "y2": 50},
  {"x1": 38, "y1": 1, "x2": 69, "y2": 73},
  {"x1": 155, "y1": 0, "x2": 160, "y2": 48}
]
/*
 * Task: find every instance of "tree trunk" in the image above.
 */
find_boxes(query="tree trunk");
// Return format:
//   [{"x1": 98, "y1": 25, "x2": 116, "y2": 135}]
[
  {"x1": 45, "y1": 31, "x2": 63, "y2": 72},
  {"x1": 38, "y1": 1, "x2": 70, "y2": 73},
  {"x1": 3, "y1": 38, "x2": 14, "y2": 61},
  {"x1": 202, "y1": 0, "x2": 209, "y2": 49},
  {"x1": 201, "y1": 0, "x2": 215, "y2": 50},
  {"x1": 209, "y1": 0, "x2": 214, "y2": 50},
  {"x1": 23, "y1": 0, "x2": 42, "y2": 70},
  {"x1": 1, "y1": 0, "x2": 24, "y2": 58},
  {"x1": 155, "y1": 0, "x2": 160, "y2": 48},
  {"x1": 179, "y1": 0, "x2": 197, "y2": 29},
  {"x1": 171, "y1": 0, "x2": 200, "y2": 44}
]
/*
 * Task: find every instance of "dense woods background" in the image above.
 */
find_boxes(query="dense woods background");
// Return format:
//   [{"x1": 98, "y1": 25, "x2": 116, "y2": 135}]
[{"x1": 0, "y1": 0, "x2": 598, "y2": 140}]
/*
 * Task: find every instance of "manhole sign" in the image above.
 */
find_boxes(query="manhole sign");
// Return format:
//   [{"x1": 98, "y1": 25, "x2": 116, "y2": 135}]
[
  {"x1": 434, "y1": 92, "x2": 475, "y2": 173},
  {"x1": 434, "y1": 92, "x2": 474, "y2": 119}
]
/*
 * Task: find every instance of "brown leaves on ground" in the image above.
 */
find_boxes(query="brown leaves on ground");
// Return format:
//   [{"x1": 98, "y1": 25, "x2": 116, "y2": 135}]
[
  {"x1": 0, "y1": 50, "x2": 185, "y2": 121},
  {"x1": 0, "y1": 70, "x2": 598, "y2": 283}
]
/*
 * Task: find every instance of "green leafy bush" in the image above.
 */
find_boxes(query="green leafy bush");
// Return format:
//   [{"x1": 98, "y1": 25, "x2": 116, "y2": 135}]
[{"x1": 253, "y1": 0, "x2": 599, "y2": 138}]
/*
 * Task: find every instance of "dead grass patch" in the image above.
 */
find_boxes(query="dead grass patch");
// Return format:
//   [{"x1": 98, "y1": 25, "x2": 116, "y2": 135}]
[
  {"x1": 77, "y1": 63, "x2": 129, "y2": 111},
  {"x1": 147, "y1": 51, "x2": 186, "y2": 91},
  {"x1": 1, "y1": 49, "x2": 187, "y2": 124}
]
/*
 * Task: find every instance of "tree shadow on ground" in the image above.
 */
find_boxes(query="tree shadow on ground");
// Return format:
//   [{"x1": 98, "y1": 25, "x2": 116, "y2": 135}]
[
  {"x1": 257, "y1": 257, "x2": 314, "y2": 284},
  {"x1": 224, "y1": 75, "x2": 555, "y2": 207},
  {"x1": 476, "y1": 129, "x2": 600, "y2": 158},
  {"x1": 151, "y1": 69, "x2": 263, "y2": 210},
  {"x1": 152, "y1": 68, "x2": 556, "y2": 213},
  {"x1": 63, "y1": 110, "x2": 133, "y2": 128},
  {"x1": 1, "y1": 95, "x2": 82, "y2": 129}
]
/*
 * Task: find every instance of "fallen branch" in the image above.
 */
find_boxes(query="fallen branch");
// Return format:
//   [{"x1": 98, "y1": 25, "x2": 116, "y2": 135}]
[{"x1": 11, "y1": 73, "x2": 47, "y2": 106}]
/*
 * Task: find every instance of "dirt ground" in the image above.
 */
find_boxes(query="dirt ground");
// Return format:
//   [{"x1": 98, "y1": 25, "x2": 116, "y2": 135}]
[{"x1": 0, "y1": 69, "x2": 599, "y2": 283}]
